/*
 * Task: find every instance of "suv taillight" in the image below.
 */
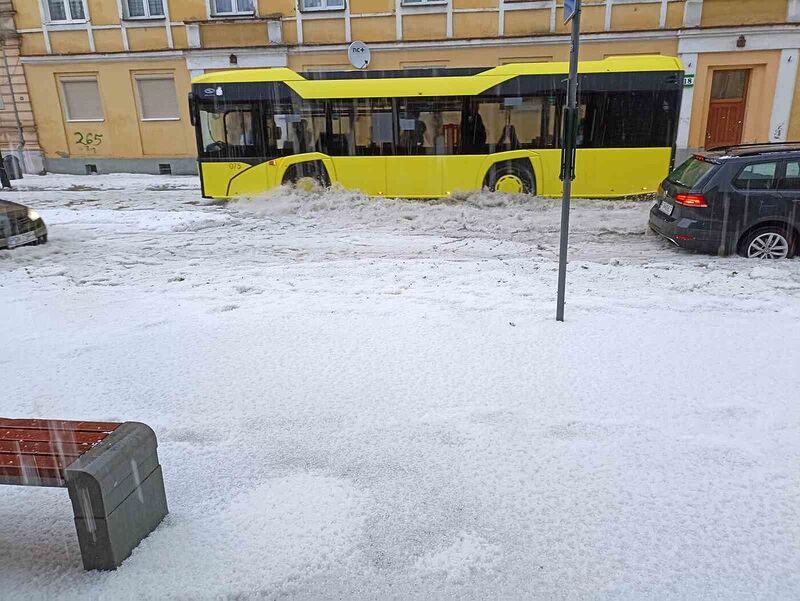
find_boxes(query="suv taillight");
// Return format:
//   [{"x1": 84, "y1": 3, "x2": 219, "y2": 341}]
[{"x1": 674, "y1": 193, "x2": 708, "y2": 208}]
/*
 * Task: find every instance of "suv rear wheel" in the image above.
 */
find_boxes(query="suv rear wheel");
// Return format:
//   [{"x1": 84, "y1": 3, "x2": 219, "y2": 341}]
[{"x1": 740, "y1": 226, "x2": 795, "y2": 259}]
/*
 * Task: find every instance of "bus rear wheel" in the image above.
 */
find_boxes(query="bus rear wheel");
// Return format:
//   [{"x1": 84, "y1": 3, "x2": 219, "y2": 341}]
[{"x1": 486, "y1": 162, "x2": 536, "y2": 195}]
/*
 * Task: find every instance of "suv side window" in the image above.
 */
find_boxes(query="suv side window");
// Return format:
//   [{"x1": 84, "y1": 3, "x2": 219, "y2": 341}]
[
  {"x1": 733, "y1": 161, "x2": 779, "y2": 190},
  {"x1": 779, "y1": 160, "x2": 800, "y2": 191}
]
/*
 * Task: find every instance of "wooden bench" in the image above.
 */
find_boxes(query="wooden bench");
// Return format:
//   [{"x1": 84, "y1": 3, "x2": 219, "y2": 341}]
[{"x1": 0, "y1": 418, "x2": 168, "y2": 570}]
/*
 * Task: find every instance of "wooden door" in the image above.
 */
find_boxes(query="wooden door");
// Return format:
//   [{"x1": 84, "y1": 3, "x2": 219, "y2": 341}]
[{"x1": 705, "y1": 69, "x2": 749, "y2": 149}]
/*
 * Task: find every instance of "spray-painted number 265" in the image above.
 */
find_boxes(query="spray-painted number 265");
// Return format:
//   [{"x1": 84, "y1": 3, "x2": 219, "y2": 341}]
[{"x1": 74, "y1": 132, "x2": 104, "y2": 149}]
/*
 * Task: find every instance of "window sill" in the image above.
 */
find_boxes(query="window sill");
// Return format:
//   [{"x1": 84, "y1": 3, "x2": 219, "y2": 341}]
[
  {"x1": 210, "y1": 12, "x2": 257, "y2": 19},
  {"x1": 401, "y1": 1, "x2": 448, "y2": 6},
  {"x1": 46, "y1": 20, "x2": 89, "y2": 28},
  {"x1": 300, "y1": 6, "x2": 347, "y2": 12},
  {"x1": 141, "y1": 117, "x2": 181, "y2": 122},
  {"x1": 66, "y1": 119, "x2": 105, "y2": 123},
  {"x1": 123, "y1": 16, "x2": 167, "y2": 22}
]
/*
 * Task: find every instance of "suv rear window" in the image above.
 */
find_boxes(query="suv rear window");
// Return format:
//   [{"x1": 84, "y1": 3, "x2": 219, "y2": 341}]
[{"x1": 666, "y1": 156, "x2": 717, "y2": 188}]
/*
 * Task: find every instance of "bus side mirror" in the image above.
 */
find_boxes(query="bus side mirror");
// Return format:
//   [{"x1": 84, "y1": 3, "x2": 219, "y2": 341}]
[
  {"x1": 188, "y1": 94, "x2": 197, "y2": 127},
  {"x1": 273, "y1": 126, "x2": 282, "y2": 139}
]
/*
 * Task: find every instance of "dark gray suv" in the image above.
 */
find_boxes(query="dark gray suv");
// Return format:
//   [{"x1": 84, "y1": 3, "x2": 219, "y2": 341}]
[
  {"x1": 0, "y1": 199, "x2": 48, "y2": 250},
  {"x1": 649, "y1": 143, "x2": 800, "y2": 258}
]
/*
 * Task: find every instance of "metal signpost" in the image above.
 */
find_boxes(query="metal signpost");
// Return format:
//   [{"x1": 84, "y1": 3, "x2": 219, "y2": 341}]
[{"x1": 556, "y1": 0, "x2": 581, "y2": 322}]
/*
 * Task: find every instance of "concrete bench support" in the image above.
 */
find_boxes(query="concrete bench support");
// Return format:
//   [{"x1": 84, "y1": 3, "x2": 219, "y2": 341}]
[{"x1": 64, "y1": 422, "x2": 168, "y2": 570}]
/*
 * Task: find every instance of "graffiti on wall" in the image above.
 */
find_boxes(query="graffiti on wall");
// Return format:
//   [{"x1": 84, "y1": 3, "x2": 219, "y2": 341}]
[{"x1": 74, "y1": 132, "x2": 104, "y2": 153}]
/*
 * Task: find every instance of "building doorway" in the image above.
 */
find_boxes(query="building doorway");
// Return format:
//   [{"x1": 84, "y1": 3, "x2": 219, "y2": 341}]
[{"x1": 705, "y1": 69, "x2": 750, "y2": 149}]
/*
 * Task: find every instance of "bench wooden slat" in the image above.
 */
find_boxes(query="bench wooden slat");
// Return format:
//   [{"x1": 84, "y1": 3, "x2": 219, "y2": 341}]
[
  {"x1": 0, "y1": 428, "x2": 110, "y2": 445},
  {"x1": 0, "y1": 439, "x2": 92, "y2": 457},
  {"x1": 0, "y1": 452, "x2": 72, "y2": 480},
  {"x1": 0, "y1": 418, "x2": 119, "y2": 433}
]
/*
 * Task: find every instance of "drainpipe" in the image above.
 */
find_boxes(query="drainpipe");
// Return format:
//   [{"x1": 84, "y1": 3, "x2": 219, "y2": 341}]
[{"x1": 1, "y1": 38, "x2": 25, "y2": 176}]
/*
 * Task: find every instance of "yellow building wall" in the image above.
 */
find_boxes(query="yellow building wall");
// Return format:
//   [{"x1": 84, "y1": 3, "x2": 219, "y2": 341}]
[
  {"x1": 20, "y1": 34, "x2": 48, "y2": 56},
  {"x1": 172, "y1": 26, "x2": 189, "y2": 49},
  {"x1": 283, "y1": 21, "x2": 299, "y2": 45},
  {"x1": 555, "y1": 5, "x2": 605, "y2": 33},
  {"x1": 303, "y1": 18, "x2": 347, "y2": 44},
  {"x1": 201, "y1": 22, "x2": 268, "y2": 48},
  {"x1": 25, "y1": 59, "x2": 196, "y2": 160},
  {"x1": 403, "y1": 14, "x2": 448, "y2": 41},
  {"x1": 701, "y1": 0, "x2": 788, "y2": 26},
  {"x1": 788, "y1": 71, "x2": 800, "y2": 141},
  {"x1": 86, "y1": 0, "x2": 121, "y2": 26},
  {"x1": 611, "y1": 2, "x2": 662, "y2": 30},
  {"x1": 351, "y1": 17, "x2": 397, "y2": 43},
  {"x1": 93, "y1": 29, "x2": 124, "y2": 53},
  {"x1": 453, "y1": 12, "x2": 498, "y2": 39},
  {"x1": 688, "y1": 50, "x2": 781, "y2": 148},
  {"x1": 260, "y1": 0, "x2": 295, "y2": 15},
  {"x1": 127, "y1": 27, "x2": 170, "y2": 51},
  {"x1": 500, "y1": 55, "x2": 554, "y2": 64},
  {"x1": 11, "y1": 0, "x2": 42, "y2": 29},
  {"x1": 288, "y1": 38, "x2": 679, "y2": 71},
  {"x1": 503, "y1": 9, "x2": 550, "y2": 37},
  {"x1": 166, "y1": 0, "x2": 208, "y2": 22},
  {"x1": 454, "y1": 0, "x2": 498, "y2": 8},
  {"x1": 350, "y1": 0, "x2": 394, "y2": 13},
  {"x1": 50, "y1": 31, "x2": 92, "y2": 55},
  {"x1": 666, "y1": 0, "x2": 685, "y2": 28}
]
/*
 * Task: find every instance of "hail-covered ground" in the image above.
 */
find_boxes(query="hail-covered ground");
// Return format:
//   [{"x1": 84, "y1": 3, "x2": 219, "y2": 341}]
[{"x1": 2, "y1": 174, "x2": 799, "y2": 600}]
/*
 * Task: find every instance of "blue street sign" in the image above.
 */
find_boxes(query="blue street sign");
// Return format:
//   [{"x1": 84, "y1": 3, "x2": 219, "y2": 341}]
[{"x1": 564, "y1": 0, "x2": 577, "y2": 23}]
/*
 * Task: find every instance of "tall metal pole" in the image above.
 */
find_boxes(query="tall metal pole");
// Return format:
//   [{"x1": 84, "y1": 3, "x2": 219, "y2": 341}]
[{"x1": 556, "y1": 0, "x2": 581, "y2": 322}]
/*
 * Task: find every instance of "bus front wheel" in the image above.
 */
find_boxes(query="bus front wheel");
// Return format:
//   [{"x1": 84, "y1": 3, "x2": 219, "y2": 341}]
[
  {"x1": 282, "y1": 161, "x2": 331, "y2": 190},
  {"x1": 485, "y1": 162, "x2": 536, "y2": 195}
]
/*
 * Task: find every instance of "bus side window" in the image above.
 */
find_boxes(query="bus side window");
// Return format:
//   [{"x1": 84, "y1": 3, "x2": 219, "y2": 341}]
[
  {"x1": 397, "y1": 98, "x2": 461, "y2": 156},
  {"x1": 354, "y1": 99, "x2": 393, "y2": 156},
  {"x1": 474, "y1": 96, "x2": 550, "y2": 153}
]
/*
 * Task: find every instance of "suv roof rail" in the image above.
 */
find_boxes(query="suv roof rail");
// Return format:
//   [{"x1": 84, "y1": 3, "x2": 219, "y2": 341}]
[{"x1": 707, "y1": 141, "x2": 800, "y2": 157}]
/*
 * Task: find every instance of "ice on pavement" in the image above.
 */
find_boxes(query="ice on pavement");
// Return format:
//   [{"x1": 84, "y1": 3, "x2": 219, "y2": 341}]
[{"x1": 1, "y1": 175, "x2": 799, "y2": 600}]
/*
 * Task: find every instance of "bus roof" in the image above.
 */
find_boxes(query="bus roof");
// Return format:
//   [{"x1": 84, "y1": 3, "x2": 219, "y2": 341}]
[{"x1": 192, "y1": 55, "x2": 683, "y2": 100}]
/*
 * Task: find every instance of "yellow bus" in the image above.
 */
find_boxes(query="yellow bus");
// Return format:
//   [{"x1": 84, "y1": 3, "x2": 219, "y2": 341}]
[{"x1": 189, "y1": 55, "x2": 683, "y2": 200}]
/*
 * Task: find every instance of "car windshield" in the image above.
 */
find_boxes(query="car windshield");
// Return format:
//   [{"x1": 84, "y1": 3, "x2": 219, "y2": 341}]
[{"x1": 666, "y1": 156, "x2": 717, "y2": 188}]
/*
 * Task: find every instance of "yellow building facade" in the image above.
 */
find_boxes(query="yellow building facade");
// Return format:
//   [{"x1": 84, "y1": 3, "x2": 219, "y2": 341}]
[{"x1": 5, "y1": 0, "x2": 800, "y2": 174}]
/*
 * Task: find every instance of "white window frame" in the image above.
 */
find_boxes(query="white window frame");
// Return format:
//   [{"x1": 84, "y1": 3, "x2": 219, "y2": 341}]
[
  {"x1": 209, "y1": 0, "x2": 257, "y2": 17},
  {"x1": 59, "y1": 76, "x2": 104, "y2": 123},
  {"x1": 299, "y1": 0, "x2": 346, "y2": 12},
  {"x1": 133, "y1": 73, "x2": 181, "y2": 122},
  {"x1": 123, "y1": 0, "x2": 166, "y2": 20},
  {"x1": 44, "y1": 0, "x2": 88, "y2": 23}
]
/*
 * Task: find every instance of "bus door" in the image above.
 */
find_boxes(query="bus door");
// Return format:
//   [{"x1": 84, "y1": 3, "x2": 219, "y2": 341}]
[
  {"x1": 325, "y1": 100, "x2": 389, "y2": 196},
  {"x1": 386, "y1": 98, "x2": 463, "y2": 198},
  {"x1": 198, "y1": 102, "x2": 267, "y2": 197}
]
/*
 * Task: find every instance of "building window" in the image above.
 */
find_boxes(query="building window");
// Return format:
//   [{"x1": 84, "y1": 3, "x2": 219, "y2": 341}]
[
  {"x1": 135, "y1": 75, "x2": 180, "y2": 121},
  {"x1": 125, "y1": 0, "x2": 165, "y2": 19},
  {"x1": 46, "y1": 0, "x2": 86, "y2": 22},
  {"x1": 211, "y1": 0, "x2": 255, "y2": 16},
  {"x1": 60, "y1": 77, "x2": 103, "y2": 122},
  {"x1": 300, "y1": 0, "x2": 345, "y2": 11}
]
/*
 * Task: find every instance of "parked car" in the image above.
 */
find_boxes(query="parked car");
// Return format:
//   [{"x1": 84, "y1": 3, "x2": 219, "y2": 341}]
[
  {"x1": 649, "y1": 143, "x2": 800, "y2": 258},
  {"x1": 0, "y1": 199, "x2": 47, "y2": 250}
]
